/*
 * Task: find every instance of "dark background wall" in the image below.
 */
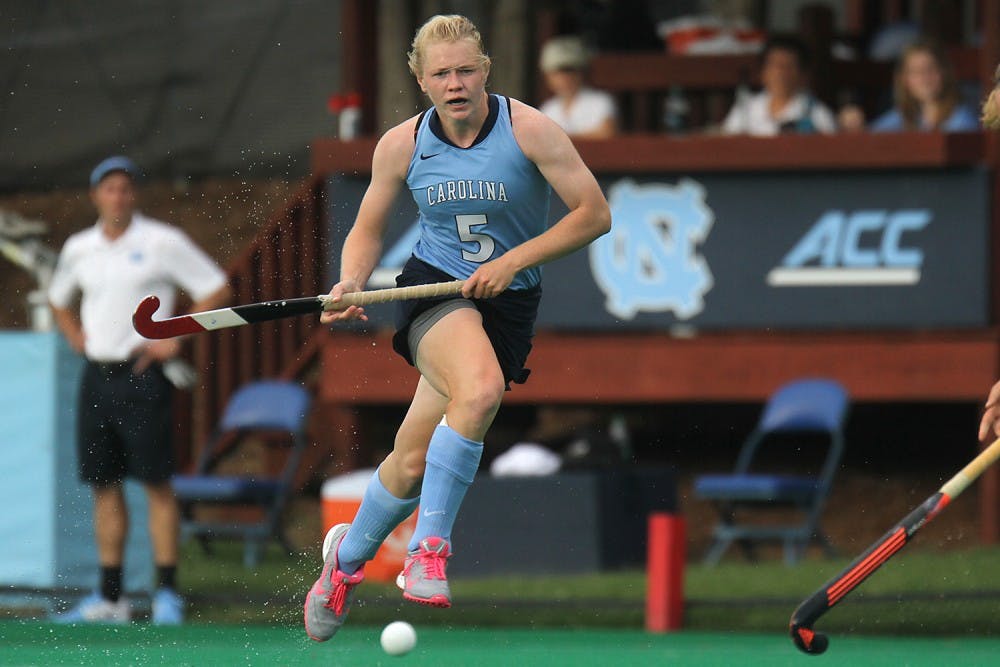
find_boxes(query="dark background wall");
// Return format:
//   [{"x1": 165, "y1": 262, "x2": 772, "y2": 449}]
[{"x1": 1, "y1": 1, "x2": 343, "y2": 190}]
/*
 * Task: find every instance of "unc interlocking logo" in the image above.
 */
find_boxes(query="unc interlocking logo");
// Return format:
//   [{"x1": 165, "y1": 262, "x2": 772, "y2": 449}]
[{"x1": 590, "y1": 179, "x2": 714, "y2": 320}]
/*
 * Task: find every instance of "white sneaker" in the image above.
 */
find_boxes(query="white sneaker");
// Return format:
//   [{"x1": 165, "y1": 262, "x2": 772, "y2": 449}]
[
  {"x1": 151, "y1": 587, "x2": 184, "y2": 625},
  {"x1": 52, "y1": 592, "x2": 131, "y2": 624}
]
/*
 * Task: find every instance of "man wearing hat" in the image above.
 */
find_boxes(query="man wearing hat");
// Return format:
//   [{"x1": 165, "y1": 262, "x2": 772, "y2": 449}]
[
  {"x1": 48, "y1": 156, "x2": 230, "y2": 624},
  {"x1": 538, "y1": 35, "x2": 618, "y2": 138}
]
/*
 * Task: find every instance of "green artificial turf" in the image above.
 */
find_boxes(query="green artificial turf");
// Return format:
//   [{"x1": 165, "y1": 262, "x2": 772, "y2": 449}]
[
  {"x1": 152, "y1": 541, "x2": 1000, "y2": 637},
  {"x1": 4, "y1": 623, "x2": 1000, "y2": 667}
]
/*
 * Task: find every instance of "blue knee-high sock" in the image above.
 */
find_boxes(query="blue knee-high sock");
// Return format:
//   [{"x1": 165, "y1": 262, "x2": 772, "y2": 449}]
[
  {"x1": 409, "y1": 424, "x2": 484, "y2": 551},
  {"x1": 337, "y1": 466, "x2": 420, "y2": 575}
]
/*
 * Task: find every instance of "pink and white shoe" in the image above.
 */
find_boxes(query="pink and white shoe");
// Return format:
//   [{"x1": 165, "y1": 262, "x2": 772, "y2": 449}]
[
  {"x1": 304, "y1": 523, "x2": 365, "y2": 641},
  {"x1": 396, "y1": 536, "x2": 452, "y2": 608}
]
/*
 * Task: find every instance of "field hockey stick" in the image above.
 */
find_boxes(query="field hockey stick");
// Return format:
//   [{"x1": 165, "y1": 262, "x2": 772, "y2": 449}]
[
  {"x1": 789, "y1": 436, "x2": 1000, "y2": 655},
  {"x1": 133, "y1": 280, "x2": 465, "y2": 339}
]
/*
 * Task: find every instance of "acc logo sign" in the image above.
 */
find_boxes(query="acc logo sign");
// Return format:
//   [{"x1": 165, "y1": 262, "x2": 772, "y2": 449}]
[
  {"x1": 767, "y1": 209, "x2": 931, "y2": 286},
  {"x1": 590, "y1": 179, "x2": 714, "y2": 320}
]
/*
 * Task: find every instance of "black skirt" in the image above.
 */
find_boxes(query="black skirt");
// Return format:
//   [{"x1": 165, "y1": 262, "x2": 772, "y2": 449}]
[{"x1": 391, "y1": 255, "x2": 541, "y2": 388}]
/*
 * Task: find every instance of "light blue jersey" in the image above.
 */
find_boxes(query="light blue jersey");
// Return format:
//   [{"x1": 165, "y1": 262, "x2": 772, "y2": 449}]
[
  {"x1": 406, "y1": 95, "x2": 551, "y2": 290},
  {"x1": 871, "y1": 104, "x2": 980, "y2": 132}
]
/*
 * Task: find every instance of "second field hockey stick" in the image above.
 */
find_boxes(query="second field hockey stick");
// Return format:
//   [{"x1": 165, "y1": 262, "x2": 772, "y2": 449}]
[
  {"x1": 789, "y1": 436, "x2": 1000, "y2": 655},
  {"x1": 133, "y1": 280, "x2": 465, "y2": 339}
]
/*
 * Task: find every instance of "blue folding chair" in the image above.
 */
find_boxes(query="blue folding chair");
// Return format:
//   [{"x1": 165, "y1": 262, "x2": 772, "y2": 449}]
[
  {"x1": 694, "y1": 378, "x2": 849, "y2": 565},
  {"x1": 172, "y1": 380, "x2": 311, "y2": 567}
]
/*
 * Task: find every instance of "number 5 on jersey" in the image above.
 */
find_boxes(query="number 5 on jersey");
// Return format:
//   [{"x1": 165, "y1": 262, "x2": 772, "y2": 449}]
[{"x1": 455, "y1": 214, "x2": 494, "y2": 262}]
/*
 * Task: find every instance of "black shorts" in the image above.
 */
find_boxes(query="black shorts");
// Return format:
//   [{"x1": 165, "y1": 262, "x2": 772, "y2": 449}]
[
  {"x1": 391, "y1": 256, "x2": 541, "y2": 388},
  {"x1": 78, "y1": 360, "x2": 174, "y2": 485}
]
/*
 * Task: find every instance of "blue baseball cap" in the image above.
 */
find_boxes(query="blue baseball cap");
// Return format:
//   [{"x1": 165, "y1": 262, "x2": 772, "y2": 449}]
[{"x1": 90, "y1": 156, "x2": 141, "y2": 188}]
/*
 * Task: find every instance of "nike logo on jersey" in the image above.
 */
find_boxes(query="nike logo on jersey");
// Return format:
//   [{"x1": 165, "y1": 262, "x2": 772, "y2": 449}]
[
  {"x1": 363, "y1": 533, "x2": 381, "y2": 542},
  {"x1": 420, "y1": 152, "x2": 440, "y2": 160},
  {"x1": 423, "y1": 509, "x2": 446, "y2": 517}
]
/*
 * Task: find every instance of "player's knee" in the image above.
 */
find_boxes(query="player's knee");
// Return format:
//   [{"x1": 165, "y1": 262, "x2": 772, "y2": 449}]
[{"x1": 453, "y1": 373, "x2": 505, "y2": 424}]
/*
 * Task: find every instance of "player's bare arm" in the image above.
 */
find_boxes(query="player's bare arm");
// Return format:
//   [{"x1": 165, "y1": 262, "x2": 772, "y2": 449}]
[
  {"x1": 462, "y1": 99, "x2": 610, "y2": 299},
  {"x1": 322, "y1": 118, "x2": 418, "y2": 324}
]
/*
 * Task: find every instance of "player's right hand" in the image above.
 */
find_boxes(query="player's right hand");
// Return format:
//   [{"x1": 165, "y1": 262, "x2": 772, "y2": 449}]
[
  {"x1": 320, "y1": 280, "x2": 368, "y2": 324},
  {"x1": 978, "y1": 380, "x2": 1000, "y2": 442}
]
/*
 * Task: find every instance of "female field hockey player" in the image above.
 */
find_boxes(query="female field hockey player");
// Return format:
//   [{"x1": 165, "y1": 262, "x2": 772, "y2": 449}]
[
  {"x1": 976, "y1": 65, "x2": 1000, "y2": 444},
  {"x1": 304, "y1": 14, "x2": 610, "y2": 641}
]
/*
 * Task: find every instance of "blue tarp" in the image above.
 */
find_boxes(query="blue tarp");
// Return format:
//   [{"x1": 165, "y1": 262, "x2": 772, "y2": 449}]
[{"x1": 0, "y1": 331, "x2": 151, "y2": 593}]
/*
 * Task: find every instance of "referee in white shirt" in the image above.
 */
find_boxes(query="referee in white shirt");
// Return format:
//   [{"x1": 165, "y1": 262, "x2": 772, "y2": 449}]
[{"x1": 48, "y1": 156, "x2": 230, "y2": 625}]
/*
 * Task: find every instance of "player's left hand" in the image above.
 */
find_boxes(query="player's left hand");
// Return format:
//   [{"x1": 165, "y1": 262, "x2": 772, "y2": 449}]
[
  {"x1": 133, "y1": 338, "x2": 182, "y2": 374},
  {"x1": 463, "y1": 258, "x2": 517, "y2": 299},
  {"x1": 978, "y1": 380, "x2": 1000, "y2": 442}
]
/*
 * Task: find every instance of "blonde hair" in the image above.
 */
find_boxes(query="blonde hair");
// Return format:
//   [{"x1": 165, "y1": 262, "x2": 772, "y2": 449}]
[
  {"x1": 893, "y1": 40, "x2": 960, "y2": 130},
  {"x1": 983, "y1": 65, "x2": 1000, "y2": 130},
  {"x1": 407, "y1": 15, "x2": 491, "y2": 77}
]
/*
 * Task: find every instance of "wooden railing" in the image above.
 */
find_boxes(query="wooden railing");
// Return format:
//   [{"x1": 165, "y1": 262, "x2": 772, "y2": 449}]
[
  {"x1": 178, "y1": 176, "x2": 329, "y2": 460},
  {"x1": 588, "y1": 46, "x2": 983, "y2": 133}
]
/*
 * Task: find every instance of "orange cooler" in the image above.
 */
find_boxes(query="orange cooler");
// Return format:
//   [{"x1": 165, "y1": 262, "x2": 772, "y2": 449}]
[{"x1": 320, "y1": 469, "x2": 417, "y2": 582}]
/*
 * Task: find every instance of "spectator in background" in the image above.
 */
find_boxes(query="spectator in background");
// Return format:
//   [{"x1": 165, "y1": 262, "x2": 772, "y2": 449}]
[
  {"x1": 538, "y1": 36, "x2": 618, "y2": 139},
  {"x1": 869, "y1": 40, "x2": 979, "y2": 132},
  {"x1": 49, "y1": 156, "x2": 230, "y2": 625},
  {"x1": 721, "y1": 36, "x2": 836, "y2": 136}
]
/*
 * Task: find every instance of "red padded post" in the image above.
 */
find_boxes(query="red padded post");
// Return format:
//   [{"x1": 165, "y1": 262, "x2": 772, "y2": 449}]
[{"x1": 646, "y1": 512, "x2": 685, "y2": 632}]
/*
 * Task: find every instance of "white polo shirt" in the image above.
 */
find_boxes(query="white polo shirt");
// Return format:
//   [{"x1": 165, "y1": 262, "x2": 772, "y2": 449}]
[
  {"x1": 539, "y1": 87, "x2": 617, "y2": 136},
  {"x1": 49, "y1": 212, "x2": 227, "y2": 362},
  {"x1": 722, "y1": 90, "x2": 836, "y2": 136}
]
